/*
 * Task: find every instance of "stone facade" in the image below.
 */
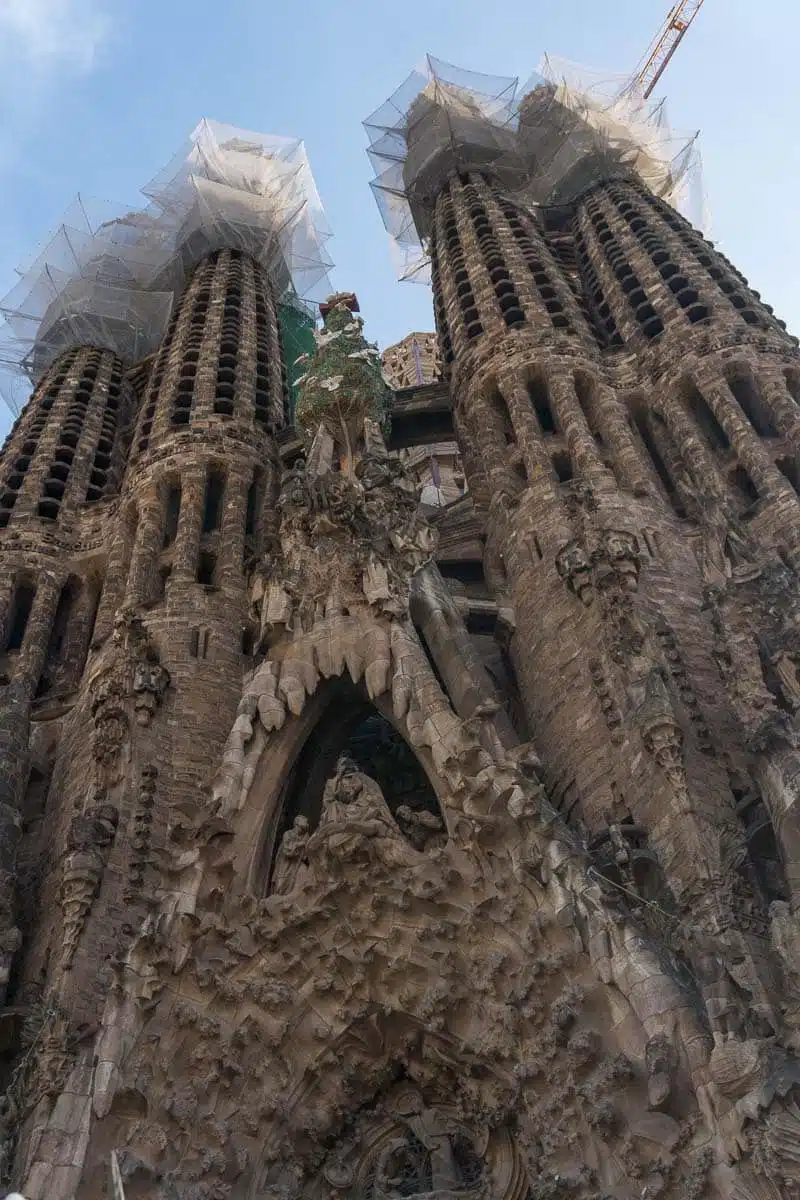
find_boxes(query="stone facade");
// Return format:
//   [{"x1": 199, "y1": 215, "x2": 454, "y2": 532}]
[{"x1": 2, "y1": 114, "x2": 800, "y2": 1200}]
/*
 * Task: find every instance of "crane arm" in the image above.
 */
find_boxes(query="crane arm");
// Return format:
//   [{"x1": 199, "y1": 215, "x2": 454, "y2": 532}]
[{"x1": 634, "y1": 1, "x2": 706, "y2": 99}]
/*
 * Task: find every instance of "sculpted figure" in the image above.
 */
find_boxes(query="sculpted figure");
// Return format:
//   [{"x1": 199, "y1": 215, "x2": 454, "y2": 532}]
[
  {"x1": 555, "y1": 539, "x2": 593, "y2": 605},
  {"x1": 375, "y1": 1088, "x2": 465, "y2": 1197},
  {"x1": 272, "y1": 815, "x2": 310, "y2": 895},
  {"x1": 306, "y1": 757, "x2": 416, "y2": 874}
]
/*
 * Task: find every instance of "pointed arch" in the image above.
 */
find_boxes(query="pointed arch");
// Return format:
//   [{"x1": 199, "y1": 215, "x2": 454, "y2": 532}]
[{"x1": 235, "y1": 676, "x2": 453, "y2": 896}]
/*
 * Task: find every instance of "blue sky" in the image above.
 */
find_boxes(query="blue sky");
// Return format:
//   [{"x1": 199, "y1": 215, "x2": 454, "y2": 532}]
[{"x1": 0, "y1": 0, "x2": 797, "y2": 439}]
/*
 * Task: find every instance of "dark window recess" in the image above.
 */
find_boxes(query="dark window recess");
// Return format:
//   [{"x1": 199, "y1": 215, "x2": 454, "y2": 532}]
[
  {"x1": 45, "y1": 581, "x2": 76, "y2": 664},
  {"x1": 727, "y1": 374, "x2": 779, "y2": 439},
  {"x1": 437, "y1": 559, "x2": 486, "y2": 587},
  {"x1": 489, "y1": 390, "x2": 515, "y2": 445},
  {"x1": 729, "y1": 466, "x2": 760, "y2": 504},
  {"x1": 163, "y1": 485, "x2": 181, "y2": 546},
  {"x1": 6, "y1": 583, "x2": 35, "y2": 651},
  {"x1": 202, "y1": 471, "x2": 225, "y2": 532},
  {"x1": 189, "y1": 629, "x2": 200, "y2": 657},
  {"x1": 685, "y1": 383, "x2": 730, "y2": 451},
  {"x1": 156, "y1": 565, "x2": 171, "y2": 600},
  {"x1": 527, "y1": 375, "x2": 556, "y2": 434},
  {"x1": 197, "y1": 552, "x2": 217, "y2": 586},
  {"x1": 785, "y1": 370, "x2": 800, "y2": 407},
  {"x1": 631, "y1": 409, "x2": 686, "y2": 517},
  {"x1": 552, "y1": 450, "x2": 573, "y2": 483},
  {"x1": 775, "y1": 457, "x2": 800, "y2": 496},
  {"x1": 242, "y1": 627, "x2": 256, "y2": 656}
]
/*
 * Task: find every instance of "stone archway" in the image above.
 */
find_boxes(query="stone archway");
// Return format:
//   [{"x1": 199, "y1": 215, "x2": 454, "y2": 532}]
[{"x1": 247, "y1": 676, "x2": 449, "y2": 896}]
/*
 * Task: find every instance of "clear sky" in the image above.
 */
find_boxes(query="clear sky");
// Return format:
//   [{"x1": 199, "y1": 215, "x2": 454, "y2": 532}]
[{"x1": 0, "y1": 0, "x2": 797, "y2": 439}]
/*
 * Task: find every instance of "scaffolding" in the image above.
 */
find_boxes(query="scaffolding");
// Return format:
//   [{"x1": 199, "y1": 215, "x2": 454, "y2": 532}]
[
  {"x1": 0, "y1": 197, "x2": 173, "y2": 403},
  {"x1": 364, "y1": 54, "x2": 704, "y2": 284},
  {"x1": 365, "y1": 56, "x2": 524, "y2": 284},
  {"x1": 0, "y1": 119, "x2": 333, "y2": 416},
  {"x1": 138, "y1": 119, "x2": 333, "y2": 301},
  {"x1": 524, "y1": 56, "x2": 704, "y2": 220}
]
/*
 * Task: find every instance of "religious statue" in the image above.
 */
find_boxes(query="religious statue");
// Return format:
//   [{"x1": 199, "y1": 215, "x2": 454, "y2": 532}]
[
  {"x1": 272, "y1": 815, "x2": 311, "y2": 895},
  {"x1": 305, "y1": 757, "x2": 417, "y2": 875}
]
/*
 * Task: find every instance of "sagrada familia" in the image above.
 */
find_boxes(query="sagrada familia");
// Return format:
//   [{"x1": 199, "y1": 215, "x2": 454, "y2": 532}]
[{"x1": 1, "y1": 54, "x2": 800, "y2": 1200}]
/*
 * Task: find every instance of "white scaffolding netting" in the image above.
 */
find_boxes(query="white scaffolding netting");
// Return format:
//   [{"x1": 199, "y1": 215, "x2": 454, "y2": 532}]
[
  {"x1": 139, "y1": 119, "x2": 333, "y2": 300},
  {"x1": 527, "y1": 55, "x2": 705, "y2": 225},
  {"x1": 364, "y1": 53, "x2": 705, "y2": 284},
  {"x1": 0, "y1": 196, "x2": 174, "y2": 395},
  {"x1": 0, "y1": 119, "x2": 334, "y2": 416},
  {"x1": 365, "y1": 56, "x2": 523, "y2": 284}
]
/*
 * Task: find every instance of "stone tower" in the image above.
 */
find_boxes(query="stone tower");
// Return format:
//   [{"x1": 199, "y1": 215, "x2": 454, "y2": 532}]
[{"x1": 0, "y1": 64, "x2": 800, "y2": 1200}]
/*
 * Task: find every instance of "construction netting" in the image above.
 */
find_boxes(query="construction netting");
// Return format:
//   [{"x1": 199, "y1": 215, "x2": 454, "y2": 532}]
[
  {"x1": 0, "y1": 119, "x2": 333, "y2": 416},
  {"x1": 526, "y1": 56, "x2": 705, "y2": 222},
  {"x1": 278, "y1": 296, "x2": 319, "y2": 420},
  {"x1": 364, "y1": 53, "x2": 705, "y2": 284},
  {"x1": 365, "y1": 56, "x2": 523, "y2": 284},
  {"x1": 0, "y1": 197, "x2": 173, "y2": 398},
  {"x1": 139, "y1": 119, "x2": 333, "y2": 300}
]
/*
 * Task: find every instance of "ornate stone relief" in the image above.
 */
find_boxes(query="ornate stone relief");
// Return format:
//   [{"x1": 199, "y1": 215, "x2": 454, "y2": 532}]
[{"x1": 58, "y1": 791, "x2": 119, "y2": 971}]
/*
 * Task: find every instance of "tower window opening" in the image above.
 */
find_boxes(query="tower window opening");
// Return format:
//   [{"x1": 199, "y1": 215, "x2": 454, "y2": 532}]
[
  {"x1": 685, "y1": 382, "x2": 730, "y2": 452},
  {"x1": 246, "y1": 475, "x2": 261, "y2": 538},
  {"x1": 156, "y1": 565, "x2": 171, "y2": 600},
  {"x1": 6, "y1": 582, "x2": 35, "y2": 652},
  {"x1": 46, "y1": 580, "x2": 76, "y2": 663},
  {"x1": 630, "y1": 408, "x2": 686, "y2": 517},
  {"x1": 729, "y1": 465, "x2": 760, "y2": 504},
  {"x1": 163, "y1": 484, "x2": 181, "y2": 546},
  {"x1": 785, "y1": 369, "x2": 800, "y2": 406},
  {"x1": 552, "y1": 450, "x2": 573, "y2": 483},
  {"x1": 775, "y1": 456, "x2": 800, "y2": 497},
  {"x1": 197, "y1": 552, "x2": 217, "y2": 587},
  {"x1": 727, "y1": 373, "x2": 779, "y2": 439},
  {"x1": 202, "y1": 470, "x2": 225, "y2": 532},
  {"x1": 527, "y1": 375, "x2": 556, "y2": 434}
]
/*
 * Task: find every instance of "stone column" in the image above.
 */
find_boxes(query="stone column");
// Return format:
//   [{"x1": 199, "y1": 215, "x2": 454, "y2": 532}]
[
  {"x1": 593, "y1": 384, "x2": 652, "y2": 495},
  {"x1": 15, "y1": 568, "x2": 64, "y2": 700},
  {"x1": 218, "y1": 471, "x2": 248, "y2": 589},
  {"x1": 547, "y1": 371, "x2": 609, "y2": 484},
  {"x1": 698, "y1": 376, "x2": 790, "y2": 499},
  {"x1": 56, "y1": 577, "x2": 99, "y2": 690},
  {"x1": 656, "y1": 389, "x2": 729, "y2": 506},
  {"x1": 498, "y1": 375, "x2": 554, "y2": 489},
  {"x1": 0, "y1": 575, "x2": 14, "y2": 653},
  {"x1": 172, "y1": 468, "x2": 206, "y2": 582},
  {"x1": 126, "y1": 488, "x2": 164, "y2": 606},
  {"x1": 93, "y1": 507, "x2": 137, "y2": 644},
  {"x1": 410, "y1": 564, "x2": 516, "y2": 754}
]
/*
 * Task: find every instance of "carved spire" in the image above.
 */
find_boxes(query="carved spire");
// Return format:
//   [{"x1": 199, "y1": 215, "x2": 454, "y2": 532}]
[{"x1": 294, "y1": 292, "x2": 390, "y2": 475}]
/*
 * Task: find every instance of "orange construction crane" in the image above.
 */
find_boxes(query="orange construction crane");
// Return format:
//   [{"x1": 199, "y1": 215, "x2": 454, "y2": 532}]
[{"x1": 633, "y1": 1, "x2": 706, "y2": 98}]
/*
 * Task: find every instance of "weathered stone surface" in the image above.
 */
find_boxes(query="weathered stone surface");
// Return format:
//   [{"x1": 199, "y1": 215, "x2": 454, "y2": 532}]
[{"x1": 1, "y1": 150, "x2": 800, "y2": 1200}]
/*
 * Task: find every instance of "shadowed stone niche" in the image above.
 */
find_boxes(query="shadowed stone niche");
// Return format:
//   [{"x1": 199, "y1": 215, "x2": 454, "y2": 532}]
[{"x1": 264, "y1": 681, "x2": 447, "y2": 895}]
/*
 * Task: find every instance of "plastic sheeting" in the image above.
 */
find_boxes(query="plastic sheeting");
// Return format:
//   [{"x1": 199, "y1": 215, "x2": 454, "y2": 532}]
[
  {"x1": 0, "y1": 197, "x2": 174, "y2": 389},
  {"x1": 0, "y1": 120, "x2": 333, "y2": 415},
  {"x1": 364, "y1": 53, "x2": 705, "y2": 284},
  {"x1": 140, "y1": 119, "x2": 333, "y2": 300}
]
